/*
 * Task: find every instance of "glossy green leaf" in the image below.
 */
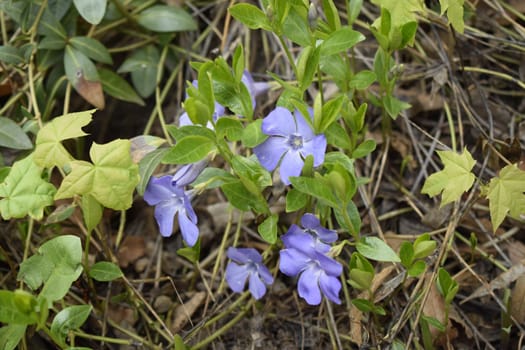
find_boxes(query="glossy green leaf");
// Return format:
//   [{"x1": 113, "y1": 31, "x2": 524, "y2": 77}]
[
  {"x1": 320, "y1": 27, "x2": 365, "y2": 56},
  {"x1": 282, "y1": 6, "x2": 311, "y2": 46},
  {"x1": 34, "y1": 110, "x2": 94, "y2": 169},
  {"x1": 98, "y1": 68, "x2": 145, "y2": 106},
  {"x1": 221, "y1": 180, "x2": 268, "y2": 213},
  {"x1": 18, "y1": 235, "x2": 83, "y2": 306},
  {"x1": 137, "y1": 148, "x2": 170, "y2": 196},
  {"x1": 289, "y1": 176, "x2": 339, "y2": 207},
  {"x1": 89, "y1": 262, "x2": 123, "y2": 281},
  {"x1": 352, "y1": 139, "x2": 376, "y2": 158},
  {"x1": 229, "y1": 3, "x2": 271, "y2": 30},
  {"x1": 0, "y1": 117, "x2": 33, "y2": 149},
  {"x1": 0, "y1": 324, "x2": 26, "y2": 350},
  {"x1": 348, "y1": 70, "x2": 376, "y2": 90},
  {"x1": 356, "y1": 236, "x2": 400, "y2": 262},
  {"x1": 73, "y1": 0, "x2": 107, "y2": 25},
  {"x1": 371, "y1": 0, "x2": 426, "y2": 27},
  {"x1": 64, "y1": 45, "x2": 100, "y2": 84},
  {"x1": 55, "y1": 140, "x2": 140, "y2": 210},
  {"x1": 50, "y1": 305, "x2": 92, "y2": 344},
  {"x1": 383, "y1": 95, "x2": 411, "y2": 119},
  {"x1": 39, "y1": 35, "x2": 67, "y2": 50},
  {"x1": 325, "y1": 122, "x2": 351, "y2": 149},
  {"x1": 137, "y1": 5, "x2": 197, "y2": 32},
  {"x1": 216, "y1": 117, "x2": 243, "y2": 141},
  {"x1": 70, "y1": 36, "x2": 112, "y2": 64},
  {"x1": 162, "y1": 136, "x2": 215, "y2": 165},
  {"x1": 118, "y1": 46, "x2": 159, "y2": 98},
  {"x1": 231, "y1": 155, "x2": 272, "y2": 189},
  {"x1": 257, "y1": 213, "x2": 278, "y2": 244},
  {"x1": 440, "y1": 0, "x2": 464, "y2": 33},
  {"x1": 286, "y1": 188, "x2": 308, "y2": 212},
  {"x1": 193, "y1": 168, "x2": 237, "y2": 190},
  {"x1": 0, "y1": 45, "x2": 25, "y2": 64},
  {"x1": 177, "y1": 240, "x2": 200, "y2": 264},
  {"x1": 0, "y1": 155, "x2": 56, "y2": 220},
  {"x1": 241, "y1": 120, "x2": 267, "y2": 147}
]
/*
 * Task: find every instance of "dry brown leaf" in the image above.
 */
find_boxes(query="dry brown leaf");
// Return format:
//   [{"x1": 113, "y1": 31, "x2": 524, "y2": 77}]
[
  {"x1": 505, "y1": 240, "x2": 525, "y2": 265},
  {"x1": 349, "y1": 298, "x2": 363, "y2": 346},
  {"x1": 117, "y1": 235, "x2": 146, "y2": 268},
  {"x1": 463, "y1": 262, "x2": 525, "y2": 303},
  {"x1": 170, "y1": 291, "x2": 206, "y2": 333},
  {"x1": 75, "y1": 75, "x2": 105, "y2": 110},
  {"x1": 422, "y1": 274, "x2": 448, "y2": 340},
  {"x1": 511, "y1": 275, "x2": 525, "y2": 324}
]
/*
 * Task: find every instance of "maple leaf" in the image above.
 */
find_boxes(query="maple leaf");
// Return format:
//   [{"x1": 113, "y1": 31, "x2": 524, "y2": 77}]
[
  {"x1": 421, "y1": 149, "x2": 476, "y2": 206},
  {"x1": 34, "y1": 110, "x2": 95, "y2": 169},
  {"x1": 485, "y1": 164, "x2": 525, "y2": 231},
  {"x1": 439, "y1": 0, "x2": 465, "y2": 33},
  {"x1": 371, "y1": 0, "x2": 426, "y2": 28}
]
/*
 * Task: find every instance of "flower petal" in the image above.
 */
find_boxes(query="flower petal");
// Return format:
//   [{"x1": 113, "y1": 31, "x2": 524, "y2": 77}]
[
  {"x1": 319, "y1": 272, "x2": 342, "y2": 304},
  {"x1": 257, "y1": 264, "x2": 274, "y2": 285},
  {"x1": 178, "y1": 210, "x2": 199, "y2": 246},
  {"x1": 293, "y1": 109, "x2": 315, "y2": 140},
  {"x1": 227, "y1": 247, "x2": 262, "y2": 264},
  {"x1": 301, "y1": 135, "x2": 327, "y2": 167},
  {"x1": 144, "y1": 176, "x2": 175, "y2": 205},
  {"x1": 279, "y1": 150, "x2": 304, "y2": 185},
  {"x1": 301, "y1": 213, "x2": 320, "y2": 229},
  {"x1": 248, "y1": 272, "x2": 267, "y2": 299},
  {"x1": 282, "y1": 229, "x2": 316, "y2": 253},
  {"x1": 297, "y1": 266, "x2": 322, "y2": 305},
  {"x1": 254, "y1": 136, "x2": 289, "y2": 171},
  {"x1": 154, "y1": 201, "x2": 178, "y2": 237},
  {"x1": 316, "y1": 253, "x2": 343, "y2": 277},
  {"x1": 261, "y1": 107, "x2": 296, "y2": 136},
  {"x1": 225, "y1": 262, "x2": 250, "y2": 293},
  {"x1": 172, "y1": 161, "x2": 207, "y2": 187},
  {"x1": 279, "y1": 248, "x2": 310, "y2": 276}
]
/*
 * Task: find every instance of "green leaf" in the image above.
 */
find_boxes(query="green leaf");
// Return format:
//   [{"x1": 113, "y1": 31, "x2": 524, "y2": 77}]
[
  {"x1": 137, "y1": 148, "x2": 170, "y2": 196},
  {"x1": 177, "y1": 239, "x2": 201, "y2": 263},
  {"x1": 348, "y1": 70, "x2": 376, "y2": 90},
  {"x1": 216, "y1": 117, "x2": 243, "y2": 141},
  {"x1": 229, "y1": 3, "x2": 272, "y2": 31},
  {"x1": 193, "y1": 168, "x2": 237, "y2": 190},
  {"x1": 351, "y1": 298, "x2": 386, "y2": 315},
  {"x1": 73, "y1": 0, "x2": 107, "y2": 25},
  {"x1": 98, "y1": 68, "x2": 145, "y2": 106},
  {"x1": 356, "y1": 236, "x2": 400, "y2": 262},
  {"x1": 286, "y1": 188, "x2": 308, "y2": 212},
  {"x1": 0, "y1": 117, "x2": 33, "y2": 149},
  {"x1": 257, "y1": 214, "x2": 278, "y2": 244},
  {"x1": 18, "y1": 235, "x2": 83, "y2": 306},
  {"x1": 0, "y1": 45, "x2": 25, "y2": 64},
  {"x1": 0, "y1": 324, "x2": 26, "y2": 350},
  {"x1": 64, "y1": 45, "x2": 100, "y2": 84},
  {"x1": 50, "y1": 305, "x2": 92, "y2": 344},
  {"x1": 0, "y1": 155, "x2": 56, "y2": 220},
  {"x1": 162, "y1": 136, "x2": 215, "y2": 165},
  {"x1": 118, "y1": 46, "x2": 159, "y2": 98},
  {"x1": 436, "y1": 267, "x2": 458, "y2": 304},
  {"x1": 221, "y1": 180, "x2": 268, "y2": 213},
  {"x1": 399, "y1": 241, "x2": 414, "y2": 268},
  {"x1": 231, "y1": 155, "x2": 272, "y2": 189},
  {"x1": 55, "y1": 140, "x2": 140, "y2": 210},
  {"x1": 383, "y1": 95, "x2": 411, "y2": 119},
  {"x1": 318, "y1": 95, "x2": 344, "y2": 132},
  {"x1": 70, "y1": 36, "x2": 112, "y2": 64},
  {"x1": 407, "y1": 260, "x2": 426, "y2": 277},
  {"x1": 289, "y1": 176, "x2": 339, "y2": 207},
  {"x1": 137, "y1": 5, "x2": 197, "y2": 32},
  {"x1": 352, "y1": 139, "x2": 376, "y2": 158},
  {"x1": 81, "y1": 194, "x2": 102, "y2": 233},
  {"x1": 320, "y1": 27, "x2": 365, "y2": 56},
  {"x1": 371, "y1": 0, "x2": 426, "y2": 27},
  {"x1": 39, "y1": 35, "x2": 67, "y2": 50},
  {"x1": 325, "y1": 122, "x2": 351, "y2": 149},
  {"x1": 421, "y1": 149, "x2": 476, "y2": 206},
  {"x1": 348, "y1": 0, "x2": 363, "y2": 24},
  {"x1": 241, "y1": 120, "x2": 267, "y2": 147},
  {"x1": 34, "y1": 110, "x2": 94, "y2": 169},
  {"x1": 322, "y1": 0, "x2": 341, "y2": 30},
  {"x1": 440, "y1": 0, "x2": 464, "y2": 33},
  {"x1": 45, "y1": 203, "x2": 76, "y2": 224},
  {"x1": 282, "y1": 6, "x2": 311, "y2": 47},
  {"x1": 0, "y1": 290, "x2": 38, "y2": 325},
  {"x1": 89, "y1": 261, "x2": 123, "y2": 281},
  {"x1": 485, "y1": 164, "x2": 525, "y2": 231}
]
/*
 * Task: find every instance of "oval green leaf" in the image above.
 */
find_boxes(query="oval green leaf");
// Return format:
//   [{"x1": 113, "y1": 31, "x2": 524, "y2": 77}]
[
  {"x1": 356, "y1": 236, "x2": 400, "y2": 263},
  {"x1": 98, "y1": 68, "x2": 145, "y2": 106},
  {"x1": 0, "y1": 117, "x2": 33, "y2": 150},
  {"x1": 137, "y1": 5, "x2": 197, "y2": 32},
  {"x1": 162, "y1": 136, "x2": 215, "y2": 165},
  {"x1": 73, "y1": 0, "x2": 107, "y2": 25},
  {"x1": 89, "y1": 261, "x2": 123, "y2": 281}
]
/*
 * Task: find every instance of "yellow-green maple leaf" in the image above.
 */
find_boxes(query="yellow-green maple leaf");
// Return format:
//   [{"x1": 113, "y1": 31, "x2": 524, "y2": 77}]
[
  {"x1": 485, "y1": 164, "x2": 525, "y2": 231},
  {"x1": 371, "y1": 0, "x2": 426, "y2": 28},
  {"x1": 439, "y1": 0, "x2": 465, "y2": 33},
  {"x1": 33, "y1": 110, "x2": 95, "y2": 169},
  {"x1": 55, "y1": 139, "x2": 139, "y2": 210},
  {"x1": 421, "y1": 149, "x2": 476, "y2": 206}
]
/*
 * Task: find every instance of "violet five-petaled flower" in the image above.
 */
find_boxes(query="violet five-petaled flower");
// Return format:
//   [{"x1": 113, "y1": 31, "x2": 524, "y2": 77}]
[
  {"x1": 225, "y1": 247, "x2": 274, "y2": 300},
  {"x1": 281, "y1": 213, "x2": 338, "y2": 253},
  {"x1": 143, "y1": 176, "x2": 199, "y2": 246},
  {"x1": 253, "y1": 107, "x2": 327, "y2": 185},
  {"x1": 280, "y1": 234, "x2": 342, "y2": 305}
]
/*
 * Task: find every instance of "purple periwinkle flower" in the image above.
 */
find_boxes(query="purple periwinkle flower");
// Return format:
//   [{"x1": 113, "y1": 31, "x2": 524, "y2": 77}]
[
  {"x1": 279, "y1": 234, "x2": 342, "y2": 305},
  {"x1": 171, "y1": 160, "x2": 208, "y2": 187},
  {"x1": 225, "y1": 247, "x2": 274, "y2": 300},
  {"x1": 144, "y1": 176, "x2": 199, "y2": 246},
  {"x1": 282, "y1": 213, "x2": 338, "y2": 253},
  {"x1": 253, "y1": 107, "x2": 327, "y2": 185}
]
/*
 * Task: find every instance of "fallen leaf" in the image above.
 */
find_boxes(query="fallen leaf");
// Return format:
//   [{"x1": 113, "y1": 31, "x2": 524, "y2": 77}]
[
  {"x1": 76, "y1": 74, "x2": 105, "y2": 110},
  {"x1": 511, "y1": 275, "x2": 525, "y2": 324},
  {"x1": 117, "y1": 236, "x2": 146, "y2": 268},
  {"x1": 463, "y1": 262, "x2": 525, "y2": 302},
  {"x1": 171, "y1": 291, "x2": 206, "y2": 333}
]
